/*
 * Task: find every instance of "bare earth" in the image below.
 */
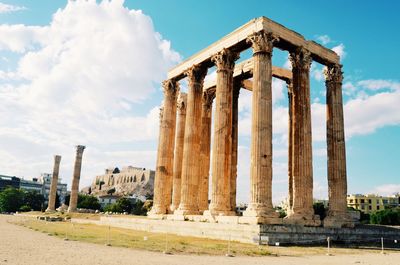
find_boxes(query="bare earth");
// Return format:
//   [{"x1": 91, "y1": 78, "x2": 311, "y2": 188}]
[{"x1": 0, "y1": 215, "x2": 399, "y2": 265}]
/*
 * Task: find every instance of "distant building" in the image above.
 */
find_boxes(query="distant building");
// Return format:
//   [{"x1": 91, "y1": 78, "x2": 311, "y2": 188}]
[
  {"x1": 347, "y1": 194, "x2": 400, "y2": 213},
  {"x1": 98, "y1": 194, "x2": 121, "y2": 209},
  {"x1": 20, "y1": 178, "x2": 43, "y2": 194},
  {"x1": 0, "y1": 175, "x2": 20, "y2": 191}
]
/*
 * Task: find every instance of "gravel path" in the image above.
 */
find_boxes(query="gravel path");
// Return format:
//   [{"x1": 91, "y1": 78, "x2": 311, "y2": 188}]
[{"x1": 0, "y1": 215, "x2": 399, "y2": 265}]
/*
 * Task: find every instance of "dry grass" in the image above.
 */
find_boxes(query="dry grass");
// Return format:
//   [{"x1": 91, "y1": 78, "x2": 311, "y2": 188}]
[{"x1": 11, "y1": 215, "x2": 388, "y2": 257}]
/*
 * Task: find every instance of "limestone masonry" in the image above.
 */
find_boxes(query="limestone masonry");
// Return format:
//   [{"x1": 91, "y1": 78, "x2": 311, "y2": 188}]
[
  {"x1": 150, "y1": 16, "x2": 354, "y2": 228},
  {"x1": 89, "y1": 166, "x2": 154, "y2": 198}
]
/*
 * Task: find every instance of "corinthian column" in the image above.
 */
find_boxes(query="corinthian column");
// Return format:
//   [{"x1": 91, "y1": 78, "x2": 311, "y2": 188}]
[
  {"x1": 175, "y1": 64, "x2": 207, "y2": 216},
  {"x1": 68, "y1": 145, "x2": 85, "y2": 213},
  {"x1": 230, "y1": 81, "x2": 240, "y2": 212},
  {"x1": 242, "y1": 31, "x2": 280, "y2": 224},
  {"x1": 150, "y1": 80, "x2": 178, "y2": 215},
  {"x1": 206, "y1": 48, "x2": 238, "y2": 216},
  {"x1": 287, "y1": 81, "x2": 294, "y2": 215},
  {"x1": 46, "y1": 155, "x2": 61, "y2": 212},
  {"x1": 170, "y1": 92, "x2": 187, "y2": 212},
  {"x1": 284, "y1": 47, "x2": 320, "y2": 226},
  {"x1": 198, "y1": 89, "x2": 215, "y2": 213},
  {"x1": 323, "y1": 64, "x2": 354, "y2": 228}
]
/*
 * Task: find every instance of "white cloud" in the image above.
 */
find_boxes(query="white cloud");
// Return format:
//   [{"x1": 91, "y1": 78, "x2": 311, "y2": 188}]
[
  {"x1": 369, "y1": 184, "x2": 400, "y2": 196},
  {"x1": 316, "y1": 34, "x2": 331, "y2": 45},
  {"x1": 0, "y1": 0, "x2": 180, "y2": 187},
  {"x1": 357, "y1": 79, "x2": 400, "y2": 91},
  {"x1": 0, "y1": 2, "x2": 26, "y2": 13},
  {"x1": 332, "y1": 43, "x2": 346, "y2": 60}
]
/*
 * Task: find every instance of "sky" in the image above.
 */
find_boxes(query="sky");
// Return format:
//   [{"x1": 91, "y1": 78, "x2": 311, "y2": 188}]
[{"x1": 0, "y1": 0, "x2": 399, "y2": 204}]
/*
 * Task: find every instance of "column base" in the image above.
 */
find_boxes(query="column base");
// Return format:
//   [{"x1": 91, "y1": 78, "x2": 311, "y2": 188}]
[
  {"x1": 239, "y1": 216, "x2": 282, "y2": 225},
  {"x1": 45, "y1": 208, "x2": 56, "y2": 213},
  {"x1": 67, "y1": 207, "x2": 77, "y2": 213},
  {"x1": 323, "y1": 211, "x2": 355, "y2": 228},
  {"x1": 173, "y1": 208, "x2": 200, "y2": 216},
  {"x1": 283, "y1": 212, "x2": 321, "y2": 227},
  {"x1": 148, "y1": 205, "x2": 167, "y2": 215},
  {"x1": 241, "y1": 204, "x2": 281, "y2": 224},
  {"x1": 203, "y1": 209, "x2": 236, "y2": 217}
]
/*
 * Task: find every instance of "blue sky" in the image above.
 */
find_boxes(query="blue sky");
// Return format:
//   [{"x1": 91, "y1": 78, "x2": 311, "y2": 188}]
[{"x1": 0, "y1": 0, "x2": 399, "y2": 204}]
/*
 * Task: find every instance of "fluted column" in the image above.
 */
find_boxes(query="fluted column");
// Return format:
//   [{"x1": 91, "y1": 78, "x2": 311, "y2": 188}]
[
  {"x1": 150, "y1": 80, "x2": 178, "y2": 215},
  {"x1": 198, "y1": 89, "x2": 215, "y2": 213},
  {"x1": 170, "y1": 92, "x2": 187, "y2": 212},
  {"x1": 176, "y1": 64, "x2": 207, "y2": 216},
  {"x1": 284, "y1": 47, "x2": 320, "y2": 226},
  {"x1": 242, "y1": 31, "x2": 279, "y2": 223},
  {"x1": 46, "y1": 155, "x2": 61, "y2": 212},
  {"x1": 287, "y1": 81, "x2": 294, "y2": 215},
  {"x1": 68, "y1": 145, "x2": 85, "y2": 213},
  {"x1": 324, "y1": 64, "x2": 353, "y2": 228},
  {"x1": 230, "y1": 82, "x2": 240, "y2": 212},
  {"x1": 206, "y1": 48, "x2": 238, "y2": 216}
]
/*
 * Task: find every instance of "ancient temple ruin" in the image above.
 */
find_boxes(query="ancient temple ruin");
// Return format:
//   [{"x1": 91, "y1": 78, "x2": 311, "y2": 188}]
[{"x1": 150, "y1": 16, "x2": 354, "y2": 228}]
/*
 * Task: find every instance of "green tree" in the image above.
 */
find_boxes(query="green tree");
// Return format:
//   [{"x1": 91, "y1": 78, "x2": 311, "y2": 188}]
[
  {"x1": 370, "y1": 209, "x2": 400, "y2": 225},
  {"x1": 77, "y1": 194, "x2": 101, "y2": 210},
  {"x1": 313, "y1": 202, "x2": 327, "y2": 220},
  {"x1": 23, "y1": 190, "x2": 44, "y2": 211},
  {"x1": 0, "y1": 187, "x2": 25, "y2": 213},
  {"x1": 115, "y1": 197, "x2": 132, "y2": 213}
]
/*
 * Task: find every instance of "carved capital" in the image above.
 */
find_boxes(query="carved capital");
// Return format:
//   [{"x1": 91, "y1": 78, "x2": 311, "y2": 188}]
[
  {"x1": 177, "y1": 92, "x2": 187, "y2": 114},
  {"x1": 162, "y1": 79, "x2": 179, "y2": 98},
  {"x1": 324, "y1": 64, "x2": 343, "y2": 83},
  {"x1": 202, "y1": 89, "x2": 215, "y2": 110},
  {"x1": 185, "y1": 64, "x2": 207, "y2": 88},
  {"x1": 76, "y1": 145, "x2": 85, "y2": 154},
  {"x1": 247, "y1": 31, "x2": 278, "y2": 54},
  {"x1": 211, "y1": 48, "x2": 239, "y2": 72},
  {"x1": 289, "y1": 47, "x2": 312, "y2": 71}
]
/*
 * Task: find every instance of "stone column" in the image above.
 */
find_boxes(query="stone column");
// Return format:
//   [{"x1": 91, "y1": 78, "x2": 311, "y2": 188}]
[
  {"x1": 242, "y1": 31, "x2": 280, "y2": 224},
  {"x1": 170, "y1": 92, "x2": 187, "y2": 212},
  {"x1": 68, "y1": 145, "x2": 85, "y2": 213},
  {"x1": 150, "y1": 80, "x2": 178, "y2": 215},
  {"x1": 198, "y1": 89, "x2": 215, "y2": 213},
  {"x1": 230, "y1": 82, "x2": 240, "y2": 212},
  {"x1": 284, "y1": 47, "x2": 320, "y2": 226},
  {"x1": 175, "y1": 64, "x2": 207, "y2": 216},
  {"x1": 46, "y1": 155, "x2": 61, "y2": 212},
  {"x1": 287, "y1": 81, "x2": 294, "y2": 215},
  {"x1": 206, "y1": 48, "x2": 238, "y2": 216},
  {"x1": 323, "y1": 64, "x2": 353, "y2": 228}
]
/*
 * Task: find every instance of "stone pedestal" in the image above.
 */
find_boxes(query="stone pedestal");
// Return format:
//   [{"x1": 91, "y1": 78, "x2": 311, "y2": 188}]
[
  {"x1": 206, "y1": 48, "x2": 238, "y2": 216},
  {"x1": 242, "y1": 31, "x2": 280, "y2": 223},
  {"x1": 170, "y1": 93, "x2": 187, "y2": 212},
  {"x1": 150, "y1": 80, "x2": 178, "y2": 216},
  {"x1": 68, "y1": 145, "x2": 85, "y2": 213},
  {"x1": 198, "y1": 90, "x2": 214, "y2": 213},
  {"x1": 175, "y1": 64, "x2": 207, "y2": 216},
  {"x1": 284, "y1": 48, "x2": 320, "y2": 226},
  {"x1": 323, "y1": 64, "x2": 354, "y2": 228},
  {"x1": 46, "y1": 155, "x2": 61, "y2": 212}
]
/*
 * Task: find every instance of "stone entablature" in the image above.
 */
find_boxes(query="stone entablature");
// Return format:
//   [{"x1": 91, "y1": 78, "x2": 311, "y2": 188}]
[{"x1": 90, "y1": 166, "x2": 154, "y2": 197}]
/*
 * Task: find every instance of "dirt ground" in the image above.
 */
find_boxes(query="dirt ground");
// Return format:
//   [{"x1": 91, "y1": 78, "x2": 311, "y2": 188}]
[{"x1": 1, "y1": 215, "x2": 399, "y2": 265}]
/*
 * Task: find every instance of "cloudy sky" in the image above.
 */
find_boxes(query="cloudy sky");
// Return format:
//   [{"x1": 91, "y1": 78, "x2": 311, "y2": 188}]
[{"x1": 0, "y1": 0, "x2": 399, "y2": 204}]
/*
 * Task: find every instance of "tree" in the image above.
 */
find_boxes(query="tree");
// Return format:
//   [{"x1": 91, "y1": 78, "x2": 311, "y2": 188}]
[
  {"x1": 370, "y1": 209, "x2": 400, "y2": 225},
  {"x1": 115, "y1": 197, "x2": 132, "y2": 213},
  {"x1": 0, "y1": 187, "x2": 24, "y2": 213},
  {"x1": 107, "y1": 188, "x2": 116, "y2": 196},
  {"x1": 23, "y1": 190, "x2": 44, "y2": 211},
  {"x1": 313, "y1": 202, "x2": 327, "y2": 220},
  {"x1": 77, "y1": 194, "x2": 101, "y2": 210}
]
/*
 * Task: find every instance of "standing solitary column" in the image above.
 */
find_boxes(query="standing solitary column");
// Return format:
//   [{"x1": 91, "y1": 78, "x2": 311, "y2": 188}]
[
  {"x1": 230, "y1": 82, "x2": 240, "y2": 212},
  {"x1": 242, "y1": 31, "x2": 280, "y2": 224},
  {"x1": 170, "y1": 92, "x2": 187, "y2": 212},
  {"x1": 284, "y1": 47, "x2": 320, "y2": 226},
  {"x1": 198, "y1": 89, "x2": 215, "y2": 213},
  {"x1": 150, "y1": 80, "x2": 178, "y2": 215},
  {"x1": 287, "y1": 81, "x2": 294, "y2": 215},
  {"x1": 68, "y1": 145, "x2": 85, "y2": 213},
  {"x1": 175, "y1": 64, "x2": 207, "y2": 216},
  {"x1": 324, "y1": 64, "x2": 354, "y2": 228},
  {"x1": 46, "y1": 155, "x2": 61, "y2": 212},
  {"x1": 207, "y1": 48, "x2": 238, "y2": 216}
]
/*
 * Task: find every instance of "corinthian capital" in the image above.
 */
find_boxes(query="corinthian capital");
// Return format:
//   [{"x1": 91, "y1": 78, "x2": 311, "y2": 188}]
[
  {"x1": 76, "y1": 145, "x2": 85, "y2": 154},
  {"x1": 211, "y1": 48, "x2": 239, "y2": 72},
  {"x1": 324, "y1": 64, "x2": 343, "y2": 83},
  {"x1": 184, "y1": 64, "x2": 207, "y2": 88},
  {"x1": 202, "y1": 89, "x2": 215, "y2": 110},
  {"x1": 162, "y1": 79, "x2": 179, "y2": 98},
  {"x1": 289, "y1": 47, "x2": 312, "y2": 71},
  {"x1": 247, "y1": 31, "x2": 278, "y2": 54},
  {"x1": 177, "y1": 92, "x2": 187, "y2": 114}
]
